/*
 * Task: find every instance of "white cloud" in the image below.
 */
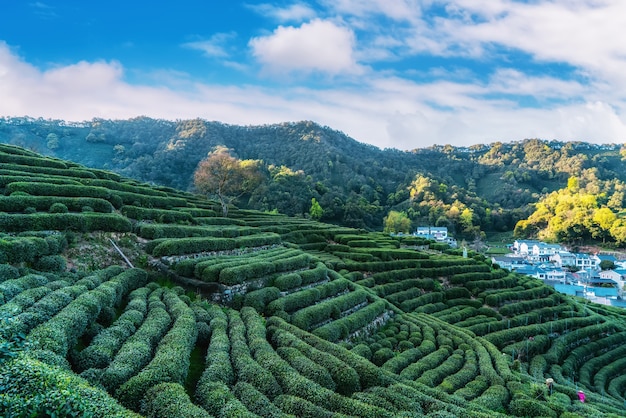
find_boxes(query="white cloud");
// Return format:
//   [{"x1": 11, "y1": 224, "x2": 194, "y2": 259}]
[
  {"x1": 322, "y1": 0, "x2": 422, "y2": 22},
  {"x1": 248, "y1": 2, "x2": 317, "y2": 22},
  {"x1": 249, "y1": 19, "x2": 361, "y2": 75},
  {"x1": 2, "y1": 41, "x2": 626, "y2": 152},
  {"x1": 182, "y1": 32, "x2": 236, "y2": 58}
]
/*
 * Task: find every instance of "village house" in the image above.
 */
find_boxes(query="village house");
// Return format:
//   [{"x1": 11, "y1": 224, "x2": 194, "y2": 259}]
[
  {"x1": 550, "y1": 251, "x2": 577, "y2": 268},
  {"x1": 491, "y1": 256, "x2": 528, "y2": 271}
]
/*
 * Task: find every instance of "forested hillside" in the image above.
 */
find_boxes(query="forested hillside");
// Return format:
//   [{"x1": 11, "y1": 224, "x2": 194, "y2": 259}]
[
  {"x1": 2, "y1": 117, "x2": 626, "y2": 244},
  {"x1": 2, "y1": 144, "x2": 626, "y2": 417}
]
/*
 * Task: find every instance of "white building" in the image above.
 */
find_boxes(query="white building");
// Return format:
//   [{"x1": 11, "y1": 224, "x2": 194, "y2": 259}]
[
  {"x1": 550, "y1": 251, "x2": 577, "y2": 268},
  {"x1": 415, "y1": 227, "x2": 448, "y2": 241}
]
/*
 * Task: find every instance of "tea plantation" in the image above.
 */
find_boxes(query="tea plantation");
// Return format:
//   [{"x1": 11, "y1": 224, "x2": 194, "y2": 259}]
[{"x1": 1, "y1": 143, "x2": 626, "y2": 417}]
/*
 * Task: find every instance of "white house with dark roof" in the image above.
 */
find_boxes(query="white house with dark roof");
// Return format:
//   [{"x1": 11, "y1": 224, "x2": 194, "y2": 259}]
[
  {"x1": 599, "y1": 269, "x2": 626, "y2": 291},
  {"x1": 535, "y1": 266, "x2": 567, "y2": 283},
  {"x1": 512, "y1": 240, "x2": 541, "y2": 256},
  {"x1": 550, "y1": 251, "x2": 577, "y2": 268},
  {"x1": 415, "y1": 227, "x2": 448, "y2": 241},
  {"x1": 574, "y1": 253, "x2": 598, "y2": 270},
  {"x1": 491, "y1": 256, "x2": 528, "y2": 271},
  {"x1": 531, "y1": 243, "x2": 562, "y2": 262}
]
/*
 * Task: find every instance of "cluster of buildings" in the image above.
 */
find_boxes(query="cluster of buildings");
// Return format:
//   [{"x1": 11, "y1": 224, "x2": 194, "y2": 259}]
[
  {"x1": 492, "y1": 240, "x2": 626, "y2": 306},
  {"x1": 414, "y1": 227, "x2": 458, "y2": 248}
]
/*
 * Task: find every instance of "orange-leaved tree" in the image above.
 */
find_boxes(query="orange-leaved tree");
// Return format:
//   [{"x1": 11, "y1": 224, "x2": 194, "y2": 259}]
[{"x1": 194, "y1": 146, "x2": 263, "y2": 217}]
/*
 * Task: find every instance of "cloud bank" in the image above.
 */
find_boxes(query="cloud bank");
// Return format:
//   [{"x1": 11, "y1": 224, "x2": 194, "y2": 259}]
[{"x1": 2, "y1": 1, "x2": 626, "y2": 149}]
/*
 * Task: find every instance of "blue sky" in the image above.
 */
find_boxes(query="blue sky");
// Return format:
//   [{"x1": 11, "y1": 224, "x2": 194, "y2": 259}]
[{"x1": 1, "y1": 1, "x2": 626, "y2": 149}]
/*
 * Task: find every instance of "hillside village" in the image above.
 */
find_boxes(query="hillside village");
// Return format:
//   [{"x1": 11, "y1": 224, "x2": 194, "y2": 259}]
[
  {"x1": 493, "y1": 240, "x2": 626, "y2": 307},
  {"x1": 413, "y1": 226, "x2": 626, "y2": 307}
]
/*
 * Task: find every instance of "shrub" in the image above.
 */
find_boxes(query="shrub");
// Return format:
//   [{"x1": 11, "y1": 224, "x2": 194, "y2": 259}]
[
  {"x1": 142, "y1": 382, "x2": 211, "y2": 418},
  {"x1": 32, "y1": 255, "x2": 66, "y2": 272},
  {"x1": 49, "y1": 203, "x2": 69, "y2": 213},
  {"x1": 244, "y1": 287, "x2": 281, "y2": 312}
]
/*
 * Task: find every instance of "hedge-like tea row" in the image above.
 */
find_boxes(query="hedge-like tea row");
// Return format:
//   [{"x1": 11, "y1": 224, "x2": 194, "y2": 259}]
[
  {"x1": 244, "y1": 287, "x2": 282, "y2": 312},
  {"x1": 578, "y1": 344, "x2": 626, "y2": 390},
  {"x1": 249, "y1": 318, "x2": 395, "y2": 417},
  {"x1": 399, "y1": 291, "x2": 444, "y2": 312},
  {"x1": 0, "y1": 285, "x2": 51, "y2": 317},
  {"x1": 485, "y1": 315, "x2": 604, "y2": 349},
  {"x1": 291, "y1": 289, "x2": 369, "y2": 331},
  {"x1": 6, "y1": 181, "x2": 123, "y2": 206},
  {"x1": 498, "y1": 294, "x2": 562, "y2": 317},
  {"x1": 561, "y1": 330, "x2": 626, "y2": 376},
  {"x1": 269, "y1": 324, "x2": 361, "y2": 395},
  {"x1": 149, "y1": 233, "x2": 281, "y2": 257},
  {"x1": 1, "y1": 174, "x2": 83, "y2": 188},
  {"x1": 77, "y1": 286, "x2": 151, "y2": 371},
  {"x1": 177, "y1": 207, "x2": 218, "y2": 217},
  {"x1": 438, "y1": 349, "x2": 478, "y2": 393},
  {"x1": 385, "y1": 284, "x2": 433, "y2": 306},
  {"x1": 228, "y1": 309, "x2": 282, "y2": 399},
  {"x1": 121, "y1": 205, "x2": 194, "y2": 223},
  {"x1": 399, "y1": 346, "x2": 453, "y2": 380},
  {"x1": 196, "y1": 307, "x2": 233, "y2": 398},
  {"x1": 170, "y1": 247, "x2": 290, "y2": 278},
  {"x1": 0, "y1": 273, "x2": 49, "y2": 304},
  {"x1": 484, "y1": 285, "x2": 554, "y2": 307},
  {"x1": 267, "y1": 316, "x2": 395, "y2": 390},
  {"x1": 0, "y1": 213, "x2": 132, "y2": 233},
  {"x1": 374, "y1": 278, "x2": 436, "y2": 296},
  {"x1": 0, "y1": 233, "x2": 67, "y2": 264},
  {"x1": 137, "y1": 222, "x2": 256, "y2": 240},
  {"x1": 27, "y1": 269, "x2": 148, "y2": 357},
  {"x1": 0, "y1": 356, "x2": 140, "y2": 418},
  {"x1": 141, "y1": 382, "x2": 212, "y2": 418},
  {"x1": 218, "y1": 253, "x2": 312, "y2": 286},
  {"x1": 354, "y1": 248, "x2": 430, "y2": 261},
  {"x1": 267, "y1": 278, "x2": 352, "y2": 316},
  {"x1": 0, "y1": 161, "x2": 97, "y2": 178},
  {"x1": 0, "y1": 152, "x2": 68, "y2": 169},
  {"x1": 101, "y1": 289, "x2": 172, "y2": 391},
  {"x1": 0, "y1": 195, "x2": 113, "y2": 213},
  {"x1": 313, "y1": 300, "x2": 387, "y2": 342},
  {"x1": 417, "y1": 350, "x2": 465, "y2": 387},
  {"x1": 79, "y1": 178, "x2": 168, "y2": 197},
  {"x1": 544, "y1": 322, "x2": 617, "y2": 364},
  {"x1": 116, "y1": 291, "x2": 198, "y2": 412}
]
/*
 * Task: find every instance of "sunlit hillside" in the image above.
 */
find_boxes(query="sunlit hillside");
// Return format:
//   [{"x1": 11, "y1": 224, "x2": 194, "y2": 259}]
[{"x1": 1, "y1": 143, "x2": 626, "y2": 417}]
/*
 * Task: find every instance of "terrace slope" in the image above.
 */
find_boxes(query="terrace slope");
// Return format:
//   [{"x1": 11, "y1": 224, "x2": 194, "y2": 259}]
[{"x1": 1, "y1": 143, "x2": 625, "y2": 417}]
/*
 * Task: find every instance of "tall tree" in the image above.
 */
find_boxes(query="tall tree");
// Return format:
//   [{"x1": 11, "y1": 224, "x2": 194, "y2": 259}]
[
  {"x1": 383, "y1": 210, "x2": 411, "y2": 234},
  {"x1": 194, "y1": 147, "x2": 263, "y2": 217}
]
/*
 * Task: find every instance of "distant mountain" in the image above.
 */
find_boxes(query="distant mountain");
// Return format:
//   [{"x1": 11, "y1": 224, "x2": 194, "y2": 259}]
[{"x1": 2, "y1": 116, "x2": 626, "y2": 241}]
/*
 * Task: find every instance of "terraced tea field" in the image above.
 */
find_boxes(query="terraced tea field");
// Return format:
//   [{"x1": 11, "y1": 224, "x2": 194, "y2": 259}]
[{"x1": 1, "y1": 143, "x2": 625, "y2": 417}]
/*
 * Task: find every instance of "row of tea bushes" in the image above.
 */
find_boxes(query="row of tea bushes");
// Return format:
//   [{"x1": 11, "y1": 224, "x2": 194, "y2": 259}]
[
  {"x1": 0, "y1": 195, "x2": 114, "y2": 213},
  {"x1": 0, "y1": 212, "x2": 132, "y2": 233},
  {"x1": 0, "y1": 232, "x2": 67, "y2": 264},
  {"x1": 148, "y1": 233, "x2": 282, "y2": 257},
  {"x1": 136, "y1": 222, "x2": 257, "y2": 240},
  {"x1": 115, "y1": 290, "x2": 198, "y2": 411},
  {"x1": 76, "y1": 286, "x2": 152, "y2": 371},
  {"x1": 26, "y1": 269, "x2": 148, "y2": 357}
]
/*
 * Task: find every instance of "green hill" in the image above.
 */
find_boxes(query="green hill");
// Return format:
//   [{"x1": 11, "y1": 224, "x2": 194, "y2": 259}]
[
  {"x1": 3, "y1": 117, "x2": 626, "y2": 242},
  {"x1": 2, "y1": 143, "x2": 626, "y2": 417}
]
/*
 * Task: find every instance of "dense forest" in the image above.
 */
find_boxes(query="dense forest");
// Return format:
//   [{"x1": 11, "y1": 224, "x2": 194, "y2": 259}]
[{"x1": 2, "y1": 116, "x2": 626, "y2": 245}]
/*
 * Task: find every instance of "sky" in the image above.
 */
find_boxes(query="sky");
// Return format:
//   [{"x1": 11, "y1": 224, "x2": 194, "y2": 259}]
[{"x1": 2, "y1": 1, "x2": 626, "y2": 150}]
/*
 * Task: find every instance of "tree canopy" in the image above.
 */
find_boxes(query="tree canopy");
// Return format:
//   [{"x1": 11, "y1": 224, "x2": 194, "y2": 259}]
[{"x1": 193, "y1": 147, "x2": 262, "y2": 217}]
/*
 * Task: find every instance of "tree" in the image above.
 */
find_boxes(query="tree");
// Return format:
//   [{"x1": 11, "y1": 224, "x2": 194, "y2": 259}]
[
  {"x1": 383, "y1": 211, "x2": 411, "y2": 234},
  {"x1": 309, "y1": 198, "x2": 323, "y2": 220},
  {"x1": 599, "y1": 260, "x2": 616, "y2": 271},
  {"x1": 194, "y1": 147, "x2": 263, "y2": 217}
]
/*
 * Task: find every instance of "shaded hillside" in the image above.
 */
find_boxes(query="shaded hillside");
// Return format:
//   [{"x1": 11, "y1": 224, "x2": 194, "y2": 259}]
[
  {"x1": 2, "y1": 117, "x2": 626, "y2": 238},
  {"x1": 2, "y1": 144, "x2": 626, "y2": 417}
]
